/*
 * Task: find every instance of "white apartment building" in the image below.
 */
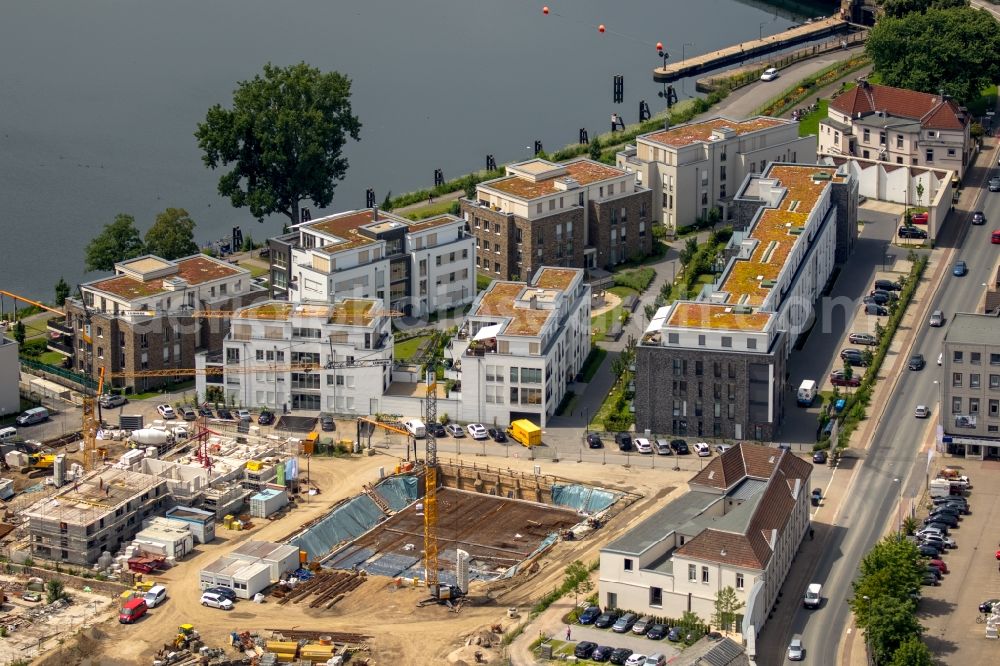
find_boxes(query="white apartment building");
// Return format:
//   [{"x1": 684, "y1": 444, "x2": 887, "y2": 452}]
[
  {"x1": 196, "y1": 299, "x2": 393, "y2": 414},
  {"x1": 817, "y1": 81, "x2": 971, "y2": 179},
  {"x1": 599, "y1": 444, "x2": 812, "y2": 654},
  {"x1": 617, "y1": 116, "x2": 817, "y2": 232},
  {"x1": 273, "y1": 208, "x2": 475, "y2": 317},
  {"x1": 0, "y1": 336, "x2": 19, "y2": 418},
  {"x1": 446, "y1": 267, "x2": 590, "y2": 428}
]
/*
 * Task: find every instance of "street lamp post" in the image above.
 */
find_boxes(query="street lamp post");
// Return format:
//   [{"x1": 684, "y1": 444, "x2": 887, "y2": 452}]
[
  {"x1": 862, "y1": 595, "x2": 874, "y2": 666},
  {"x1": 893, "y1": 477, "x2": 902, "y2": 534}
]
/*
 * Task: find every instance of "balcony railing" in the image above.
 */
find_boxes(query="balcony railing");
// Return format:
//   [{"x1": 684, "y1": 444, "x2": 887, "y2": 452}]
[
  {"x1": 47, "y1": 319, "x2": 74, "y2": 336},
  {"x1": 46, "y1": 339, "x2": 74, "y2": 356}
]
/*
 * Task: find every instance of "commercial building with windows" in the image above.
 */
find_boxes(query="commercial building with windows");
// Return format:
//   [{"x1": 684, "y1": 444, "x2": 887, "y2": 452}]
[
  {"x1": 616, "y1": 117, "x2": 816, "y2": 232},
  {"x1": 635, "y1": 163, "x2": 858, "y2": 440},
  {"x1": 445, "y1": 267, "x2": 590, "y2": 427},
  {"x1": 195, "y1": 298, "x2": 393, "y2": 414},
  {"x1": 817, "y1": 81, "x2": 971, "y2": 178},
  {"x1": 267, "y1": 208, "x2": 475, "y2": 317},
  {"x1": 461, "y1": 158, "x2": 653, "y2": 279},
  {"x1": 56, "y1": 254, "x2": 263, "y2": 393},
  {"x1": 940, "y1": 312, "x2": 1000, "y2": 459},
  {"x1": 0, "y1": 335, "x2": 18, "y2": 418},
  {"x1": 599, "y1": 443, "x2": 811, "y2": 653}
]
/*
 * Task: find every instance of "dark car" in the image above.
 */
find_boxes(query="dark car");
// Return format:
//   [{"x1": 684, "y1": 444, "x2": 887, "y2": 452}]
[
  {"x1": 908, "y1": 354, "x2": 925, "y2": 370},
  {"x1": 873, "y1": 279, "x2": 901, "y2": 292},
  {"x1": 203, "y1": 587, "x2": 237, "y2": 603},
  {"x1": 487, "y1": 427, "x2": 507, "y2": 442},
  {"x1": 257, "y1": 411, "x2": 275, "y2": 426},
  {"x1": 829, "y1": 370, "x2": 861, "y2": 387},
  {"x1": 924, "y1": 513, "x2": 958, "y2": 528},
  {"x1": 591, "y1": 645, "x2": 614, "y2": 662},
  {"x1": 670, "y1": 439, "x2": 690, "y2": 454},
  {"x1": 646, "y1": 623, "x2": 668, "y2": 640},
  {"x1": 615, "y1": 432, "x2": 633, "y2": 451},
  {"x1": 898, "y1": 225, "x2": 928, "y2": 239},
  {"x1": 428, "y1": 422, "x2": 447, "y2": 438},
  {"x1": 990, "y1": 177, "x2": 1000, "y2": 192},
  {"x1": 953, "y1": 260, "x2": 967, "y2": 276},
  {"x1": 921, "y1": 572, "x2": 940, "y2": 586},
  {"x1": 578, "y1": 605, "x2": 602, "y2": 625},
  {"x1": 198, "y1": 406, "x2": 214, "y2": 417},
  {"x1": 918, "y1": 544, "x2": 943, "y2": 558},
  {"x1": 934, "y1": 500, "x2": 970, "y2": 514},
  {"x1": 979, "y1": 599, "x2": 1000, "y2": 614},
  {"x1": 925, "y1": 565, "x2": 943, "y2": 580},
  {"x1": 812, "y1": 450, "x2": 827, "y2": 464},
  {"x1": 973, "y1": 211, "x2": 987, "y2": 225},
  {"x1": 574, "y1": 641, "x2": 598, "y2": 659},
  {"x1": 872, "y1": 289, "x2": 898, "y2": 301},
  {"x1": 609, "y1": 648, "x2": 634, "y2": 665},
  {"x1": 217, "y1": 408, "x2": 233, "y2": 420},
  {"x1": 587, "y1": 433, "x2": 604, "y2": 449},
  {"x1": 866, "y1": 303, "x2": 889, "y2": 316},
  {"x1": 929, "y1": 507, "x2": 962, "y2": 521},
  {"x1": 594, "y1": 612, "x2": 617, "y2": 629},
  {"x1": 320, "y1": 416, "x2": 335, "y2": 431},
  {"x1": 667, "y1": 626, "x2": 684, "y2": 642},
  {"x1": 840, "y1": 349, "x2": 867, "y2": 366}
]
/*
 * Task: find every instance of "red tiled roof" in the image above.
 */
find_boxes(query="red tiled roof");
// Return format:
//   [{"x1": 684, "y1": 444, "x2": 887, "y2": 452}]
[
  {"x1": 691, "y1": 442, "x2": 786, "y2": 490},
  {"x1": 830, "y1": 83, "x2": 966, "y2": 131}
]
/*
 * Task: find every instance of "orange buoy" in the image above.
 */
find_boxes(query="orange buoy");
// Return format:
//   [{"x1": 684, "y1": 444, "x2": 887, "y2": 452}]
[
  {"x1": 542, "y1": 6, "x2": 549, "y2": 14},
  {"x1": 656, "y1": 42, "x2": 663, "y2": 51},
  {"x1": 598, "y1": 24, "x2": 605, "y2": 33}
]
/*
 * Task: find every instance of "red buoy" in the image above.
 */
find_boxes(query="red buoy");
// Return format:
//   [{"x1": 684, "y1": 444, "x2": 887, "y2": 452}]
[
  {"x1": 598, "y1": 24, "x2": 606, "y2": 33},
  {"x1": 542, "y1": 6, "x2": 549, "y2": 14},
  {"x1": 656, "y1": 42, "x2": 663, "y2": 51}
]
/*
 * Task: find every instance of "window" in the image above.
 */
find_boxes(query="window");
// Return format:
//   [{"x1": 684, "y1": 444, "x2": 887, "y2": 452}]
[
  {"x1": 736, "y1": 573, "x2": 744, "y2": 590},
  {"x1": 970, "y1": 398, "x2": 980, "y2": 414},
  {"x1": 695, "y1": 361, "x2": 703, "y2": 376},
  {"x1": 509, "y1": 367, "x2": 519, "y2": 383},
  {"x1": 896, "y1": 135, "x2": 903, "y2": 149},
  {"x1": 747, "y1": 338, "x2": 757, "y2": 350},
  {"x1": 926, "y1": 148, "x2": 934, "y2": 162},
  {"x1": 701, "y1": 566, "x2": 709, "y2": 583},
  {"x1": 991, "y1": 374, "x2": 1000, "y2": 389},
  {"x1": 862, "y1": 128, "x2": 870, "y2": 143},
  {"x1": 970, "y1": 352, "x2": 982, "y2": 365},
  {"x1": 536, "y1": 203, "x2": 542, "y2": 214},
  {"x1": 879, "y1": 131, "x2": 886, "y2": 145},
  {"x1": 952, "y1": 372, "x2": 962, "y2": 387},
  {"x1": 698, "y1": 334, "x2": 706, "y2": 346},
  {"x1": 509, "y1": 387, "x2": 518, "y2": 403},
  {"x1": 728, "y1": 403, "x2": 735, "y2": 418},
  {"x1": 990, "y1": 399, "x2": 999, "y2": 417},
  {"x1": 952, "y1": 397, "x2": 962, "y2": 413},
  {"x1": 953, "y1": 351, "x2": 963, "y2": 363},
  {"x1": 668, "y1": 333, "x2": 679, "y2": 344},
  {"x1": 640, "y1": 201, "x2": 647, "y2": 219},
  {"x1": 721, "y1": 336, "x2": 732, "y2": 348},
  {"x1": 520, "y1": 368, "x2": 542, "y2": 384},
  {"x1": 971, "y1": 374, "x2": 981, "y2": 389},
  {"x1": 948, "y1": 148, "x2": 956, "y2": 157},
  {"x1": 992, "y1": 354, "x2": 1000, "y2": 365},
  {"x1": 650, "y1": 587, "x2": 662, "y2": 606},
  {"x1": 688, "y1": 564, "x2": 697, "y2": 582},
  {"x1": 624, "y1": 558, "x2": 633, "y2": 571},
  {"x1": 521, "y1": 388, "x2": 542, "y2": 405},
  {"x1": 720, "y1": 166, "x2": 726, "y2": 182}
]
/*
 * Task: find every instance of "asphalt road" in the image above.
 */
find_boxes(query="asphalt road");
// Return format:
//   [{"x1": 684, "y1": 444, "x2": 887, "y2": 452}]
[{"x1": 759, "y1": 152, "x2": 1000, "y2": 664}]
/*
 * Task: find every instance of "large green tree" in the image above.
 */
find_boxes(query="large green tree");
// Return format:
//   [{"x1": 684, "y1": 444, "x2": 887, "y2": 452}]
[
  {"x1": 879, "y1": 0, "x2": 967, "y2": 18},
  {"x1": 866, "y1": 595, "x2": 924, "y2": 664},
  {"x1": 889, "y1": 636, "x2": 933, "y2": 666},
  {"x1": 195, "y1": 62, "x2": 362, "y2": 224},
  {"x1": 712, "y1": 585, "x2": 745, "y2": 633},
  {"x1": 866, "y1": 6, "x2": 1000, "y2": 104},
  {"x1": 54, "y1": 277, "x2": 70, "y2": 306},
  {"x1": 84, "y1": 214, "x2": 145, "y2": 272},
  {"x1": 144, "y1": 208, "x2": 199, "y2": 260}
]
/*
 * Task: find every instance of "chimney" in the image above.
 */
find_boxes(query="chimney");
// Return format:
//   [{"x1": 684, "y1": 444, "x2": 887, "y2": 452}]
[{"x1": 372, "y1": 205, "x2": 379, "y2": 221}]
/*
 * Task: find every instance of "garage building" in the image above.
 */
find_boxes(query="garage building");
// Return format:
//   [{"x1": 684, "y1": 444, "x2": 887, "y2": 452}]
[{"x1": 199, "y1": 557, "x2": 272, "y2": 599}]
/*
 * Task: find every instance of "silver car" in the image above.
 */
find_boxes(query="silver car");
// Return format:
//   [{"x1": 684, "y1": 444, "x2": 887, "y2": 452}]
[
  {"x1": 787, "y1": 638, "x2": 804, "y2": 661},
  {"x1": 929, "y1": 310, "x2": 944, "y2": 327}
]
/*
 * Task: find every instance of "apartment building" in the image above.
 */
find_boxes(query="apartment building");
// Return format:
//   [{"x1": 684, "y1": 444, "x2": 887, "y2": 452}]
[
  {"x1": 269, "y1": 208, "x2": 475, "y2": 317},
  {"x1": 461, "y1": 158, "x2": 653, "y2": 280},
  {"x1": 818, "y1": 81, "x2": 971, "y2": 178},
  {"x1": 0, "y1": 336, "x2": 18, "y2": 417},
  {"x1": 635, "y1": 163, "x2": 858, "y2": 441},
  {"x1": 55, "y1": 254, "x2": 262, "y2": 393},
  {"x1": 196, "y1": 299, "x2": 393, "y2": 414},
  {"x1": 617, "y1": 116, "x2": 817, "y2": 232},
  {"x1": 446, "y1": 267, "x2": 590, "y2": 427},
  {"x1": 941, "y1": 312, "x2": 1000, "y2": 459},
  {"x1": 24, "y1": 467, "x2": 168, "y2": 565},
  {"x1": 599, "y1": 444, "x2": 811, "y2": 648}
]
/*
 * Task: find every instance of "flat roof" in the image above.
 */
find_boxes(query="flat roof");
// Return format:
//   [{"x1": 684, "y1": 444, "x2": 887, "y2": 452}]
[
  {"x1": 474, "y1": 283, "x2": 557, "y2": 337},
  {"x1": 944, "y1": 312, "x2": 1000, "y2": 346},
  {"x1": 533, "y1": 267, "x2": 579, "y2": 291},
  {"x1": 667, "y1": 302, "x2": 772, "y2": 331},
  {"x1": 231, "y1": 539, "x2": 298, "y2": 561},
  {"x1": 302, "y1": 209, "x2": 463, "y2": 254},
  {"x1": 88, "y1": 255, "x2": 243, "y2": 300},
  {"x1": 406, "y1": 214, "x2": 461, "y2": 232},
  {"x1": 235, "y1": 300, "x2": 378, "y2": 326},
  {"x1": 25, "y1": 468, "x2": 163, "y2": 526},
  {"x1": 641, "y1": 117, "x2": 787, "y2": 149},
  {"x1": 603, "y1": 490, "x2": 721, "y2": 556},
  {"x1": 485, "y1": 159, "x2": 626, "y2": 200},
  {"x1": 202, "y1": 555, "x2": 271, "y2": 579}
]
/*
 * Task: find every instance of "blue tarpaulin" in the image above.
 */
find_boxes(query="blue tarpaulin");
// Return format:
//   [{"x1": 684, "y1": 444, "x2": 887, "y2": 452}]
[
  {"x1": 374, "y1": 476, "x2": 419, "y2": 511},
  {"x1": 290, "y1": 494, "x2": 383, "y2": 559},
  {"x1": 550, "y1": 484, "x2": 617, "y2": 514}
]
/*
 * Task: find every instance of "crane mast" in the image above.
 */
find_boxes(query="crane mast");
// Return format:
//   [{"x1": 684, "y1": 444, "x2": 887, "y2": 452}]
[{"x1": 423, "y1": 369, "x2": 439, "y2": 595}]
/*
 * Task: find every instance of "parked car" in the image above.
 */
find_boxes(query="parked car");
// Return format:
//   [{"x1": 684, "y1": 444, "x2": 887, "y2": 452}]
[
  {"x1": 924, "y1": 512, "x2": 958, "y2": 527},
  {"x1": 914, "y1": 405, "x2": 930, "y2": 418},
  {"x1": 466, "y1": 423, "x2": 488, "y2": 440},
  {"x1": 99, "y1": 394, "x2": 127, "y2": 409},
  {"x1": 319, "y1": 415, "x2": 334, "y2": 431},
  {"x1": 990, "y1": 177, "x2": 1000, "y2": 192},
  {"x1": 993, "y1": 229, "x2": 1000, "y2": 244},
  {"x1": 921, "y1": 572, "x2": 940, "y2": 586},
  {"x1": 200, "y1": 592, "x2": 233, "y2": 610},
  {"x1": 591, "y1": 645, "x2": 615, "y2": 662},
  {"x1": 632, "y1": 616, "x2": 654, "y2": 635},
  {"x1": 633, "y1": 437, "x2": 652, "y2": 454},
  {"x1": 812, "y1": 450, "x2": 828, "y2": 464},
  {"x1": 973, "y1": 210, "x2": 987, "y2": 225},
  {"x1": 928, "y1": 559, "x2": 949, "y2": 574},
  {"x1": 203, "y1": 587, "x2": 237, "y2": 603},
  {"x1": 865, "y1": 292, "x2": 892, "y2": 306},
  {"x1": 787, "y1": 638, "x2": 804, "y2": 661},
  {"x1": 609, "y1": 648, "x2": 634, "y2": 665},
  {"x1": 715, "y1": 443, "x2": 732, "y2": 454},
  {"x1": 578, "y1": 605, "x2": 602, "y2": 625},
  {"x1": 928, "y1": 507, "x2": 962, "y2": 522},
  {"x1": 670, "y1": 439, "x2": 690, "y2": 454},
  {"x1": 979, "y1": 599, "x2": 999, "y2": 614},
  {"x1": 667, "y1": 627, "x2": 683, "y2": 642},
  {"x1": 257, "y1": 411, "x2": 275, "y2": 426},
  {"x1": 180, "y1": 407, "x2": 197, "y2": 421},
  {"x1": 829, "y1": 370, "x2": 861, "y2": 387},
  {"x1": 653, "y1": 439, "x2": 672, "y2": 455},
  {"x1": 587, "y1": 433, "x2": 604, "y2": 449},
  {"x1": 953, "y1": 260, "x2": 968, "y2": 276},
  {"x1": 612, "y1": 613, "x2": 638, "y2": 633},
  {"x1": 866, "y1": 303, "x2": 889, "y2": 316},
  {"x1": 198, "y1": 406, "x2": 214, "y2": 417},
  {"x1": 840, "y1": 348, "x2": 867, "y2": 366},
  {"x1": 908, "y1": 353, "x2": 925, "y2": 370},
  {"x1": 615, "y1": 432, "x2": 633, "y2": 451},
  {"x1": 624, "y1": 654, "x2": 648, "y2": 666},
  {"x1": 236, "y1": 409, "x2": 251, "y2": 421},
  {"x1": 156, "y1": 404, "x2": 176, "y2": 419},
  {"x1": 428, "y1": 422, "x2": 447, "y2": 438},
  {"x1": 143, "y1": 585, "x2": 167, "y2": 609},
  {"x1": 848, "y1": 332, "x2": 877, "y2": 345},
  {"x1": 898, "y1": 225, "x2": 927, "y2": 239},
  {"x1": 574, "y1": 642, "x2": 598, "y2": 659},
  {"x1": 920, "y1": 533, "x2": 957, "y2": 549},
  {"x1": 929, "y1": 309, "x2": 945, "y2": 327},
  {"x1": 594, "y1": 612, "x2": 617, "y2": 629},
  {"x1": 760, "y1": 67, "x2": 779, "y2": 81},
  {"x1": 216, "y1": 408, "x2": 233, "y2": 420},
  {"x1": 873, "y1": 279, "x2": 901, "y2": 292},
  {"x1": 693, "y1": 442, "x2": 711, "y2": 457},
  {"x1": 446, "y1": 424, "x2": 465, "y2": 438},
  {"x1": 646, "y1": 623, "x2": 668, "y2": 640},
  {"x1": 488, "y1": 427, "x2": 508, "y2": 443}
]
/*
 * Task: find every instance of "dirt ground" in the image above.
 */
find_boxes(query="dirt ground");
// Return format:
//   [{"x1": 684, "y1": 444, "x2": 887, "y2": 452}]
[{"x1": 29, "y1": 448, "x2": 691, "y2": 665}]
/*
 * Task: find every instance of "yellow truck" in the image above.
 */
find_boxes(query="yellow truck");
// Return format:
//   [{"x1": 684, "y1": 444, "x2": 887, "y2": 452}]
[{"x1": 506, "y1": 419, "x2": 541, "y2": 448}]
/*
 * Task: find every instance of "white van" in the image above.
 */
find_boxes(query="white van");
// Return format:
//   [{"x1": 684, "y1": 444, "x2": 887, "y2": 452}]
[
  {"x1": 0, "y1": 427, "x2": 17, "y2": 443},
  {"x1": 16, "y1": 407, "x2": 48, "y2": 426},
  {"x1": 803, "y1": 583, "x2": 822, "y2": 608},
  {"x1": 403, "y1": 419, "x2": 426, "y2": 438},
  {"x1": 144, "y1": 584, "x2": 167, "y2": 608}
]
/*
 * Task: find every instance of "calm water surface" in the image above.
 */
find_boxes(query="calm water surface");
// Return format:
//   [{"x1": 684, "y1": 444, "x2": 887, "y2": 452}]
[{"x1": 0, "y1": 0, "x2": 825, "y2": 300}]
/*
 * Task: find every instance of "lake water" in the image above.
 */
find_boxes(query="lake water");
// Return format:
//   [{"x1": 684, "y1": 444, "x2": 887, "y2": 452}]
[{"x1": 0, "y1": 0, "x2": 826, "y2": 301}]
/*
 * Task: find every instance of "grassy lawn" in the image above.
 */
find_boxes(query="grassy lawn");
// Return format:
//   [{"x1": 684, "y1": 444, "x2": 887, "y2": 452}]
[
  {"x1": 244, "y1": 262, "x2": 268, "y2": 278},
  {"x1": 589, "y1": 378, "x2": 630, "y2": 431},
  {"x1": 591, "y1": 287, "x2": 637, "y2": 343},
  {"x1": 129, "y1": 380, "x2": 196, "y2": 401},
  {"x1": 37, "y1": 351, "x2": 66, "y2": 366},
  {"x1": 579, "y1": 348, "x2": 607, "y2": 383},
  {"x1": 403, "y1": 198, "x2": 460, "y2": 220},
  {"x1": 395, "y1": 334, "x2": 432, "y2": 361},
  {"x1": 476, "y1": 273, "x2": 493, "y2": 292},
  {"x1": 798, "y1": 99, "x2": 829, "y2": 137},
  {"x1": 23, "y1": 313, "x2": 57, "y2": 339}
]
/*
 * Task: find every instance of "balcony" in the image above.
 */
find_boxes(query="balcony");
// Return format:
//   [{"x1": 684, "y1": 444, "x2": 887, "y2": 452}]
[
  {"x1": 47, "y1": 319, "x2": 74, "y2": 336},
  {"x1": 47, "y1": 338, "x2": 74, "y2": 356}
]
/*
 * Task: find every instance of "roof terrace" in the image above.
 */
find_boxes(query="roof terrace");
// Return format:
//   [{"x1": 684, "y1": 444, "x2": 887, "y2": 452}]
[{"x1": 640, "y1": 116, "x2": 787, "y2": 149}]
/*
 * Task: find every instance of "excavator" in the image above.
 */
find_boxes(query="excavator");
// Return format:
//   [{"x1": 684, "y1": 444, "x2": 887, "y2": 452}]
[{"x1": 20, "y1": 452, "x2": 56, "y2": 477}]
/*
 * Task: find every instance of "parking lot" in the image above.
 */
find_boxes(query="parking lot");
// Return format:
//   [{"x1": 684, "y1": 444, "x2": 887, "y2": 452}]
[
  {"x1": 915, "y1": 458, "x2": 1000, "y2": 665},
  {"x1": 560, "y1": 619, "x2": 683, "y2": 663}
]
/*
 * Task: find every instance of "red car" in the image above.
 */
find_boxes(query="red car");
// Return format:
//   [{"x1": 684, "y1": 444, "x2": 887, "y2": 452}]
[
  {"x1": 830, "y1": 370, "x2": 861, "y2": 387},
  {"x1": 991, "y1": 230, "x2": 1000, "y2": 244},
  {"x1": 928, "y1": 559, "x2": 948, "y2": 574}
]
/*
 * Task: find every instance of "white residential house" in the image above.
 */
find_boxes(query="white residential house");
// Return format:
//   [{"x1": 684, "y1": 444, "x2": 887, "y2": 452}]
[
  {"x1": 196, "y1": 299, "x2": 393, "y2": 414},
  {"x1": 446, "y1": 267, "x2": 590, "y2": 427},
  {"x1": 599, "y1": 443, "x2": 812, "y2": 649}
]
